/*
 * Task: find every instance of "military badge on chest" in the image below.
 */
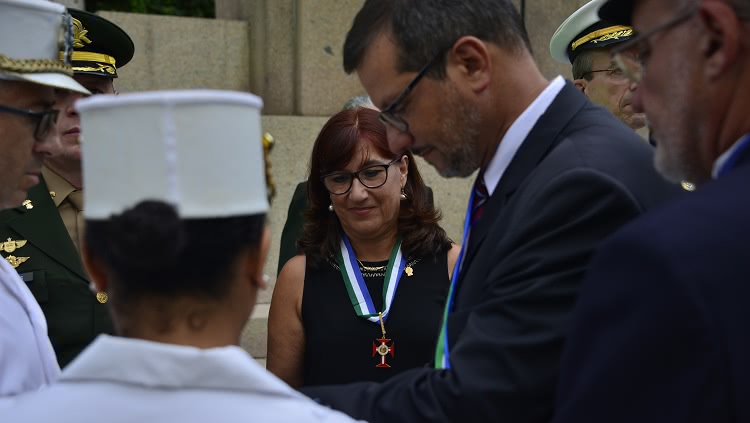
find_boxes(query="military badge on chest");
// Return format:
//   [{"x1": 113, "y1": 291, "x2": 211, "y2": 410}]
[{"x1": 1, "y1": 238, "x2": 30, "y2": 268}]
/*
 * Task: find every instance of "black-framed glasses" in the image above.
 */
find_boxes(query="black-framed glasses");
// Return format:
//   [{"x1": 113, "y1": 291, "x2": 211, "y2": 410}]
[
  {"x1": 611, "y1": 4, "x2": 700, "y2": 83},
  {"x1": 321, "y1": 157, "x2": 401, "y2": 195},
  {"x1": 0, "y1": 104, "x2": 59, "y2": 141},
  {"x1": 379, "y1": 49, "x2": 446, "y2": 132}
]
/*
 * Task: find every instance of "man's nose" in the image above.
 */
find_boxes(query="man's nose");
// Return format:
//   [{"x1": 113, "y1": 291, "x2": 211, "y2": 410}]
[{"x1": 386, "y1": 124, "x2": 412, "y2": 155}]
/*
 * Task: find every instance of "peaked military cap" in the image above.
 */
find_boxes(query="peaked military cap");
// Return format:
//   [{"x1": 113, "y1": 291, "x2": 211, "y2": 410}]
[
  {"x1": 65, "y1": 9, "x2": 134, "y2": 78},
  {"x1": 0, "y1": 0, "x2": 88, "y2": 93},
  {"x1": 550, "y1": 0, "x2": 634, "y2": 64}
]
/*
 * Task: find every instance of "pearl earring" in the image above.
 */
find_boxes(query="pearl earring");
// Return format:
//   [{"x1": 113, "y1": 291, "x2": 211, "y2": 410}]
[
  {"x1": 400, "y1": 188, "x2": 407, "y2": 200},
  {"x1": 328, "y1": 204, "x2": 334, "y2": 211}
]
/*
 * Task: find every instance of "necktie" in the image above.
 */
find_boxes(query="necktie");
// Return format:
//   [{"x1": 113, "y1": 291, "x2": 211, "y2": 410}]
[
  {"x1": 470, "y1": 176, "x2": 489, "y2": 227},
  {"x1": 66, "y1": 190, "x2": 84, "y2": 253}
]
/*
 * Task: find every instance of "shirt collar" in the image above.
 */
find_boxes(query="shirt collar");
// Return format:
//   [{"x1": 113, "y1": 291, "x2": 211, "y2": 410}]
[
  {"x1": 61, "y1": 335, "x2": 303, "y2": 399},
  {"x1": 41, "y1": 166, "x2": 76, "y2": 208},
  {"x1": 482, "y1": 76, "x2": 566, "y2": 195}
]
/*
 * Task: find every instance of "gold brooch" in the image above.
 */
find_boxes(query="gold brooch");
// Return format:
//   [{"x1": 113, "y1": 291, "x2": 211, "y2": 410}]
[
  {"x1": 404, "y1": 266, "x2": 414, "y2": 277},
  {"x1": 96, "y1": 291, "x2": 108, "y2": 304}
]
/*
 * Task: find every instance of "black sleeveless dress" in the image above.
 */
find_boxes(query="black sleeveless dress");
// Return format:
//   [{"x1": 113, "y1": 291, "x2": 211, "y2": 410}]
[{"x1": 301, "y1": 253, "x2": 450, "y2": 386}]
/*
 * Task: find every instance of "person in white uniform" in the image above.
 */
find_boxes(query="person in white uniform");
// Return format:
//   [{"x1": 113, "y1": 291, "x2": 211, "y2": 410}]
[
  {"x1": 0, "y1": 90, "x2": 362, "y2": 422},
  {"x1": 0, "y1": 0, "x2": 90, "y2": 402}
]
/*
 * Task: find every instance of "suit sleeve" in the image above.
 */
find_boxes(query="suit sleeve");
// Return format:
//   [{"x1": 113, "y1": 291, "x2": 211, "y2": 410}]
[
  {"x1": 302, "y1": 169, "x2": 650, "y2": 423},
  {"x1": 553, "y1": 225, "x2": 724, "y2": 423}
]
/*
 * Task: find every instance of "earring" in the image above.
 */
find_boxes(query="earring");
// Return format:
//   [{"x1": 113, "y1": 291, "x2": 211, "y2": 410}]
[
  {"x1": 400, "y1": 188, "x2": 407, "y2": 200},
  {"x1": 328, "y1": 204, "x2": 334, "y2": 211}
]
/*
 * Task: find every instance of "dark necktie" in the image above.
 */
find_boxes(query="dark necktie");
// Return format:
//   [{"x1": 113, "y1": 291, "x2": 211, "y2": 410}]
[{"x1": 470, "y1": 175, "x2": 488, "y2": 227}]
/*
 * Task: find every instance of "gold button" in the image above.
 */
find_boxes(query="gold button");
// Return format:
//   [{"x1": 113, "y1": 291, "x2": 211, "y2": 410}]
[{"x1": 96, "y1": 291, "x2": 108, "y2": 304}]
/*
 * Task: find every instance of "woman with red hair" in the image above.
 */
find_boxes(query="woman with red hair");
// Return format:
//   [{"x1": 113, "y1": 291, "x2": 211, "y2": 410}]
[{"x1": 268, "y1": 107, "x2": 459, "y2": 387}]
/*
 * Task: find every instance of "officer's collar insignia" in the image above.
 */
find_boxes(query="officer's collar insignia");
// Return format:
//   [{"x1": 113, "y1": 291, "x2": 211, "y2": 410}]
[
  {"x1": 72, "y1": 17, "x2": 92, "y2": 48},
  {"x1": 22, "y1": 199, "x2": 33, "y2": 210}
]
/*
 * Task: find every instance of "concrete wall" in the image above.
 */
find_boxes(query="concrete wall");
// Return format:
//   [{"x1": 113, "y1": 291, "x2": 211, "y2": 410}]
[{"x1": 98, "y1": 12, "x2": 252, "y2": 93}]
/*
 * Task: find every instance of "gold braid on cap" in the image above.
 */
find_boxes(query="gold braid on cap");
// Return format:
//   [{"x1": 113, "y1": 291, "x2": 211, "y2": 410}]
[
  {"x1": 0, "y1": 54, "x2": 73, "y2": 76},
  {"x1": 262, "y1": 132, "x2": 277, "y2": 204}
]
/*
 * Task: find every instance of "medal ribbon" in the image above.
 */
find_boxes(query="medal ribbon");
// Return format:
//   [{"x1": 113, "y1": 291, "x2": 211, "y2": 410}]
[
  {"x1": 338, "y1": 234, "x2": 406, "y2": 323},
  {"x1": 434, "y1": 180, "x2": 478, "y2": 369}
]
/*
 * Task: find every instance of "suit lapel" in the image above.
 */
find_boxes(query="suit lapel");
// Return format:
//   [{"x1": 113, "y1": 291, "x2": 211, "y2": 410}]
[
  {"x1": 459, "y1": 83, "x2": 588, "y2": 278},
  {"x1": 7, "y1": 177, "x2": 89, "y2": 280}
]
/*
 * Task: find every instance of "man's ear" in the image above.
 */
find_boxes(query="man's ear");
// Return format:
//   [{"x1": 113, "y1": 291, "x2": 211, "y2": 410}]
[
  {"x1": 81, "y1": 237, "x2": 108, "y2": 294},
  {"x1": 573, "y1": 78, "x2": 588, "y2": 93},
  {"x1": 448, "y1": 36, "x2": 492, "y2": 93},
  {"x1": 699, "y1": 1, "x2": 741, "y2": 79}
]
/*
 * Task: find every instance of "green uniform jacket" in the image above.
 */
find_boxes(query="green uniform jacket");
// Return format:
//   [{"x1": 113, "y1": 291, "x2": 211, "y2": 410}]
[{"x1": 0, "y1": 176, "x2": 113, "y2": 367}]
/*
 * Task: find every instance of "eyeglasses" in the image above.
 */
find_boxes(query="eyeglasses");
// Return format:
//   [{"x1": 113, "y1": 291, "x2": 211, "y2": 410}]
[
  {"x1": 379, "y1": 49, "x2": 446, "y2": 132},
  {"x1": 582, "y1": 66, "x2": 627, "y2": 80},
  {"x1": 321, "y1": 157, "x2": 401, "y2": 195},
  {"x1": 0, "y1": 104, "x2": 59, "y2": 141},
  {"x1": 611, "y1": 4, "x2": 699, "y2": 83}
]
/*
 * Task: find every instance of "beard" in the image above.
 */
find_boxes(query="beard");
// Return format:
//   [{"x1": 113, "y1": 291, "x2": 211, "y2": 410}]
[{"x1": 434, "y1": 84, "x2": 483, "y2": 178}]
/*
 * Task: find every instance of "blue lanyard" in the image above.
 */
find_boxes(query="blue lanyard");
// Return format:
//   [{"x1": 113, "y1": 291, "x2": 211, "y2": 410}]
[
  {"x1": 436, "y1": 179, "x2": 478, "y2": 369},
  {"x1": 718, "y1": 134, "x2": 750, "y2": 178}
]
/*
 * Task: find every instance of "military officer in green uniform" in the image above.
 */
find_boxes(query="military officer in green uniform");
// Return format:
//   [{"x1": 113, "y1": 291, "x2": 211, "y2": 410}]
[{"x1": 0, "y1": 9, "x2": 135, "y2": 367}]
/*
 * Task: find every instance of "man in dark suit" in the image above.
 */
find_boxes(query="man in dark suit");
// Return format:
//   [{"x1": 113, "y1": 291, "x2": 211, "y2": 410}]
[
  {"x1": 553, "y1": 0, "x2": 750, "y2": 421},
  {"x1": 298, "y1": 1, "x2": 680, "y2": 422},
  {"x1": 0, "y1": 10, "x2": 134, "y2": 368}
]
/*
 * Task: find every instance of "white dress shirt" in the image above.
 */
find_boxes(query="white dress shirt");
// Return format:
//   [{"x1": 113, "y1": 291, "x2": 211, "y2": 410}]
[
  {"x1": 0, "y1": 335, "x2": 363, "y2": 422},
  {"x1": 483, "y1": 76, "x2": 566, "y2": 194},
  {"x1": 0, "y1": 258, "x2": 60, "y2": 404}
]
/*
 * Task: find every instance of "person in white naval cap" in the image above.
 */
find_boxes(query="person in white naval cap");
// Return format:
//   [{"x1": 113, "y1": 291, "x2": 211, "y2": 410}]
[
  {"x1": 0, "y1": 90, "x2": 363, "y2": 423},
  {"x1": 550, "y1": 0, "x2": 646, "y2": 131},
  {"x1": 0, "y1": 0, "x2": 89, "y2": 402}
]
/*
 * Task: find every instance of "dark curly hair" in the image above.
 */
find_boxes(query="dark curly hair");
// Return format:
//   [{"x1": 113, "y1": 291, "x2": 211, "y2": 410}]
[
  {"x1": 85, "y1": 201, "x2": 266, "y2": 312},
  {"x1": 298, "y1": 107, "x2": 451, "y2": 266}
]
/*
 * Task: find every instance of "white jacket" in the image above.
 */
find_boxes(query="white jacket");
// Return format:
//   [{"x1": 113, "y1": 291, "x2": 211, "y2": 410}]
[
  {"x1": 0, "y1": 258, "x2": 59, "y2": 404},
  {"x1": 0, "y1": 335, "x2": 364, "y2": 422}
]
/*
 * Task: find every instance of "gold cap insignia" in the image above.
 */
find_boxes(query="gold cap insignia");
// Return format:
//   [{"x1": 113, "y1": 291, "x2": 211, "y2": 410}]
[
  {"x1": 1, "y1": 238, "x2": 27, "y2": 254},
  {"x1": 4, "y1": 255, "x2": 29, "y2": 269},
  {"x1": 72, "y1": 18, "x2": 92, "y2": 48}
]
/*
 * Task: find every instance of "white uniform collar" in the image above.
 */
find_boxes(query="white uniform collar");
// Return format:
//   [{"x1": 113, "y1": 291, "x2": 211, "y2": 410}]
[
  {"x1": 62, "y1": 335, "x2": 303, "y2": 398},
  {"x1": 483, "y1": 76, "x2": 566, "y2": 195}
]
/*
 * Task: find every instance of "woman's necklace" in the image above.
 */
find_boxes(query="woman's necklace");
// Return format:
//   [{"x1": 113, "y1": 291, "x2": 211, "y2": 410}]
[{"x1": 357, "y1": 259, "x2": 387, "y2": 272}]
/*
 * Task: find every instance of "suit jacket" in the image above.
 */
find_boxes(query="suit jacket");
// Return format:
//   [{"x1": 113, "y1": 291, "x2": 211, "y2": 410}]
[
  {"x1": 0, "y1": 177, "x2": 113, "y2": 367},
  {"x1": 301, "y1": 83, "x2": 682, "y2": 422},
  {"x1": 553, "y1": 146, "x2": 750, "y2": 422}
]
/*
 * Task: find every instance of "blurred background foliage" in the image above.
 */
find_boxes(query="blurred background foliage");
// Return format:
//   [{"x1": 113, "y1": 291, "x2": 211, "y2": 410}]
[{"x1": 87, "y1": 0, "x2": 215, "y2": 18}]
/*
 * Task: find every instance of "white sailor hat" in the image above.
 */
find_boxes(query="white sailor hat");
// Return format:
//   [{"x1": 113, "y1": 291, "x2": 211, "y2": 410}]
[
  {"x1": 550, "y1": 0, "x2": 634, "y2": 64},
  {"x1": 0, "y1": 0, "x2": 89, "y2": 94},
  {"x1": 76, "y1": 90, "x2": 269, "y2": 219}
]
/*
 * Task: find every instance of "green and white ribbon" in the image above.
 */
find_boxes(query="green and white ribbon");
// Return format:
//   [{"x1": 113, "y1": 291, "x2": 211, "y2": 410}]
[{"x1": 338, "y1": 233, "x2": 406, "y2": 322}]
